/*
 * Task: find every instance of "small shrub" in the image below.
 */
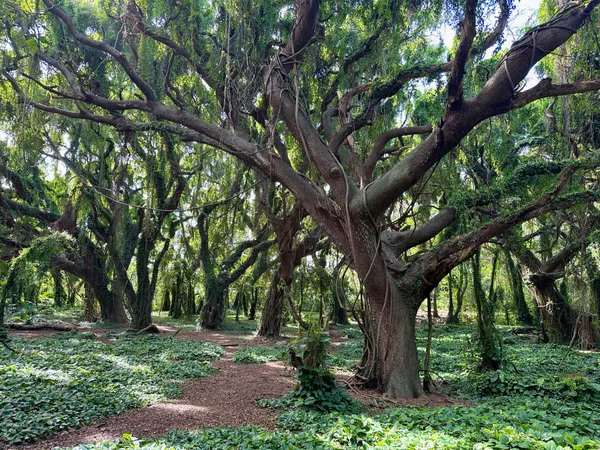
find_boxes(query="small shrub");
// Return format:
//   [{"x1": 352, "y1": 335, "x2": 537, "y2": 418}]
[{"x1": 258, "y1": 323, "x2": 360, "y2": 414}]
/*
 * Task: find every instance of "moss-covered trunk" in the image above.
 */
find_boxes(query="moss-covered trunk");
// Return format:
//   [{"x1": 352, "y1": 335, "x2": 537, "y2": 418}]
[
  {"x1": 200, "y1": 278, "x2": 225, "y2": 329},
  {"x1": 472, "y1": 251, "x2": 501, "y2": 371},
  {"x1": 131, "y1": 231, "x2": 153, "y2": 330},
  {"x1": 503, "y1": 249, "x2": 533, "y2": 326}
]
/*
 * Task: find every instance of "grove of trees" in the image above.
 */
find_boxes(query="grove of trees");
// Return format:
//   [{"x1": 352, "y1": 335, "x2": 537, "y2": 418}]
[{"x1": 1, "y1": 0, "x2": 599, "y2": 399}]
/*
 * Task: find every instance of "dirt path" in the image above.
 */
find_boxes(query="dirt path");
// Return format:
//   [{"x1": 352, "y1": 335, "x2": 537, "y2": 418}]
[
  {"x1": 9, "y1": 324, "x2": 460, "y2": 449},
  {"x1": 12, "y1": 327, "x2": 295, "y2": 450}
]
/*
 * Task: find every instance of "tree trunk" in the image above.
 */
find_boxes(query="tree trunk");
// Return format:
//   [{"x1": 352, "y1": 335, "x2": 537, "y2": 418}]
[
  {"x1": 258, "y1": 274, "x2": 285, "y2": 337},
  {"x1": 0, "y1": 289, "x2": 7, "y2": 342},
  {"x1": 432, "y1": 287, "x2": 439, "y2": 319},
  {"x1": 529, "y1": 278, "x2": 575, "y2": 343},
  {"x1": 161, "y1": 290, "x2": 171, "y2": 312},
  {"x1": 87, "y1": 263, "x2": 128, "y2": 324},
  {"x1": 472, "y1": 250, "x2": 500, "y2": 371},
  {"x1": 330, "y1": 288, "x2": 349, "y2": 325},
  {"x1": 503, "y1": 249, "x2": 533, "y2": 326},
  {"x1": 83, "y1": 283, "x2": 100, "y2": 322},
  {"x1": 51, "y1": 269, "x2": 64, "y2": 308},
  {"x1": 249, "y1": 287, "x2": 259, "y2": 321},
  {"x1": 446, "y1": 270, "x2": 455, "y2": 324},
  {"x1": 355, "y1": 262, "x2": 425, "y2": 398},
  {"x1": 446, "y1": 265, "x2": 466, "y2": 324},
  {"x1": 131, "y1": 231, "x2": 154, "y2": 330},
  {"x1": 584, "y1": 251, "x2": 600, "y2": 317},
  {"x1": 370, "y1": 291, "x2": 424, "y2": 398},
  {"x1": 200, "y1": 278, "x2": 225, "y2": 329}
]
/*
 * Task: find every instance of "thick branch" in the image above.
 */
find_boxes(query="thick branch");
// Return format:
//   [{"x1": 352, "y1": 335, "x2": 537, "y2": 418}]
[
  {"x1": 225, "y1": 239, "x2": 275, "y2": 286},
  {"x1": 362, "y1": 2, "x2": 599, "y2": 219},
  {"x1": 421, "y1": 189, "x2": 598, "y2": 285},
  {"x1": 0, "y1": 197, "x2": 59, "y2": 223},
  {"x1": 382, "y1": 207, "x2": 457, "y2": 257},
  {"x1": 446, "y1": 0, "x2": 477, "y2": 109},
  {"x1": 513, "y1": 78, "x2": 600, "y2": 108},
  {"x1": 362, "y1": 124, "x2": 432, "y2": 184}
]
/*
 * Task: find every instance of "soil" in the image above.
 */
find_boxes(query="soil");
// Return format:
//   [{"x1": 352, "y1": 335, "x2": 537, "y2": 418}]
[{"x1": 8, "y1": 324, "x2": 461, "y2": 450}]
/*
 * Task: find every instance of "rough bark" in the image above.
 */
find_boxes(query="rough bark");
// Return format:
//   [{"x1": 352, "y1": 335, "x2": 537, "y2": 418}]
[
  {"x1": 503, "y1": 248, "x2": 534, "y2": 326},
  {"x1": 509, "y1": 241, "x2": 578, "y2": 342},
  {"x1": 258, "y1": 275, "x2": 286, "y2": 337},
  {"x1": 472, "y1": 250, "x2": 501, "y2": 371},
  {"x1": 259, "y1": 203, "x2": 323, "y2": 337}
]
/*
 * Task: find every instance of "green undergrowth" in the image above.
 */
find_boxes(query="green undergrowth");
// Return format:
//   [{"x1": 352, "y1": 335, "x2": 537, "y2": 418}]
[
  {"x1": 15, "y1": 325, "x2": 600, "y2": 449},
  {"x1": 0, "y1": 333, "x2": 223, "y2": 445},
  {"x1": 63, "y1": 395, "x2": 600, "y2": 449},
  {"x1": 7, "y1": 303, "x2": 81, "y2": 326},
  {"x1": 413, "y1": 325, "x2": 600, "y2": 401},
  {"x1": 232, "y1": 345, "x2": 286, "y2": 364},
  {"x1": 257, "y1": 365, "x2": 361, "y2": 414},
  {"x1": 328, "y1": 339, "x2": 363, "y2": 371}
]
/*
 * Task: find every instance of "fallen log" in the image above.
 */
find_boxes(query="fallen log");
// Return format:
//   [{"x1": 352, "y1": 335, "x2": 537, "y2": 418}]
[{"x1": 5, "y1": 322, "x2": 76, "y2": 332}]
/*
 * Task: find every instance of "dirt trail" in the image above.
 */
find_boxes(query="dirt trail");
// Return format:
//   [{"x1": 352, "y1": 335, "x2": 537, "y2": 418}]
[
  {"x1": 12, "y1": 327, "x2": 295, "y2": 450},
  {"x1": 9, "y1": 324, "x2": 459, "y2": 449}
]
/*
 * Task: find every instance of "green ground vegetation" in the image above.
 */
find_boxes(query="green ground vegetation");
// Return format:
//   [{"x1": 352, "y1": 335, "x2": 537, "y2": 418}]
[
  {"x1": 0, "y1": 333, "x2": 223, "y2": 445},
  {"x1": 53, "y1": 325, "x2": 599, "y2": 449}
]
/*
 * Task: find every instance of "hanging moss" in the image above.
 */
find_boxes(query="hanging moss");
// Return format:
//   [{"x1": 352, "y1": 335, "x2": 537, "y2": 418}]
[{"x1": 1, "y1": 233, "x2": 75, "y2": 308}]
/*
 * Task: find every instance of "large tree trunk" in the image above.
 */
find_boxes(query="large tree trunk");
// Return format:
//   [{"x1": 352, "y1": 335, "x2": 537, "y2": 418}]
[
  {"x1": 200, "y1": 279, "x2": 225, "y2": 329},
  {"x1": 85, "y1": 248, "x2": 129, "y2": 324},
  {"x1": 528, "y1": 278, "x2": 575, "y2": 343},
  {"x1": 363, "y1": 286, "x2": 424, "y2": 398},
  {"x1": 352, "y1": 240, "x2": 425, "y2": 398},
  {"x1": 258, "y1": 274, "x2": 285, "y2": 337},
  {"x1": 130, "y1": 230, "x2": 154, "y2": 330}
]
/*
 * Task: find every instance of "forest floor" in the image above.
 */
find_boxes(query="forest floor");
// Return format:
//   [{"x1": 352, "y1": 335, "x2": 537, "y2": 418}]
[{"x1": 8, "y1": 323, "x2": 454, "y2": 450}]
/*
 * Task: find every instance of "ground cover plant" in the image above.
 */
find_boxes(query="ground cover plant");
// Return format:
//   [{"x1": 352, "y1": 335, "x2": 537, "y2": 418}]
[
  {"x1": 232, "y1": 345, "x2": 286, "y2": 364},
  {"x1": 0, "y1": 333, "x2": 223, "y2": 445},
  {"x1": 55, "y1": 324, "x2": 599, "y2": 449}
]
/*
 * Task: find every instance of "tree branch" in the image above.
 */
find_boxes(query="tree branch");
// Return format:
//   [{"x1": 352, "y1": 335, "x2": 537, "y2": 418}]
[
  {"x1": 362, "y1": 2, "x2": 599, "y2": 219},
  {"x1": 362, "y1": 124, "x2": 433, "y2": 184},
  {"x1": 513, "y1": 78, "x2": 600, "y2": 108},
  {"x1": 41, "y1": 0, "x2": 157, "y2": 101},
  {"x1": 382, "y1": 207, "x2": 457, "y2": 257},
  {"x1": 446, "y1": 0, "x2": 478, "y2": 109}
]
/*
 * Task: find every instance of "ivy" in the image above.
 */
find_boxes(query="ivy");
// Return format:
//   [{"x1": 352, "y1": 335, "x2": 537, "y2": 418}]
[{"x1": 0, "y1": 334, "x2": 223, "y2": 445}]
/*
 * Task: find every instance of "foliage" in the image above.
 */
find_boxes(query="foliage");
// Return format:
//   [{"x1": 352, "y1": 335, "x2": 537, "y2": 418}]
[
  {"x1": 64, "y1": 394, "x2": 600, "y2": 449},
  {"x1": 336, "y1": 326, "x2": 364, "y2": 339},
  {"x1": 231, "y1": 346, "x2": 285, "y2": 364},
  {"x1": 257, "y1": 365, "x2": 361, "y2": 414},
  {"x1": 327, "y1": 339, "x2": 363, "y2": 371},
  {"x1": 2, "y1": 233, "x2": 74, "y2": 306},
  {"x1": 13, "y1": 323, "x2": 597, "y2": 449},
  {"x1": 258, "y1": 324, "x2": 360, "y2": 414},
  {"x1": 0, "y1": 334, "x2": 223, "y2": 445}
]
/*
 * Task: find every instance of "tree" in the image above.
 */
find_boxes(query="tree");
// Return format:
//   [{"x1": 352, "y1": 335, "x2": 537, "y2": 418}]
[
  {"x1": 507, "y1": 214, "x2": 599, "y2": 343},
  {"x1": 3, "y1": 0, "x2": 600, "y2": 398}
]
